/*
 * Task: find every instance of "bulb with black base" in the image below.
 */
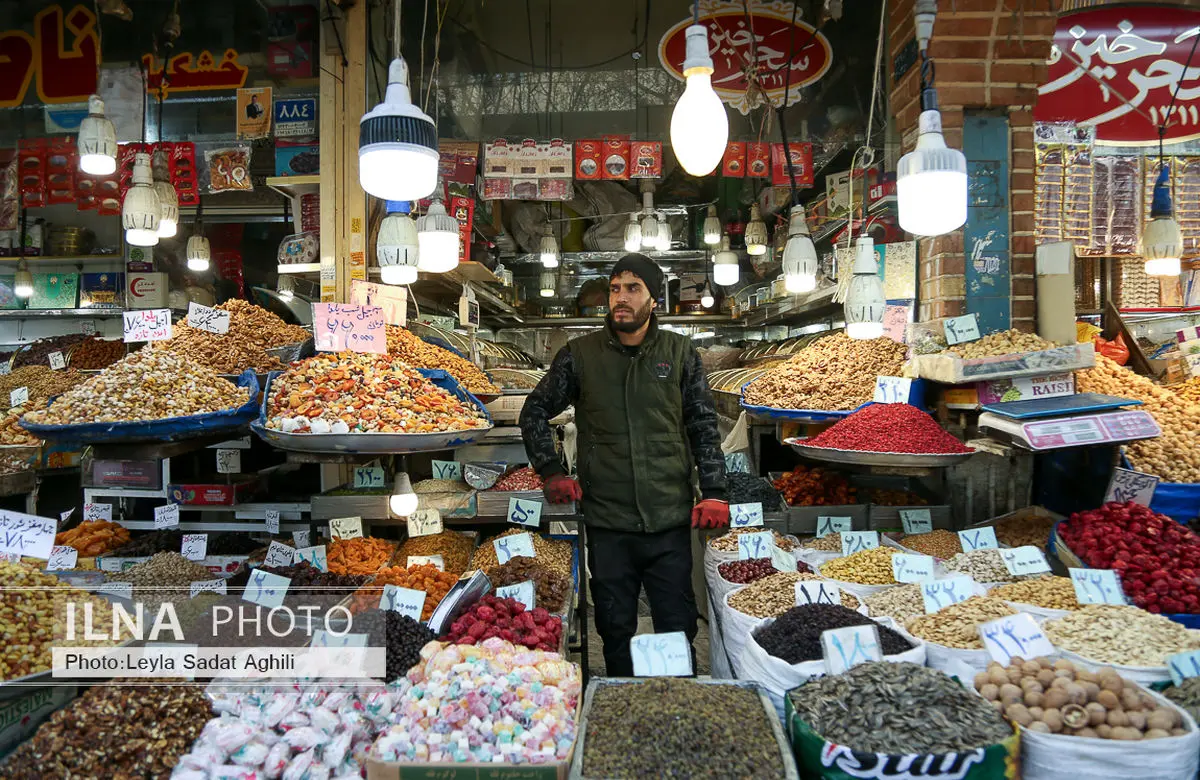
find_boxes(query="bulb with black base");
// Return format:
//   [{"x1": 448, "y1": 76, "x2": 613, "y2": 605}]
[{"x1": 359, "y1": 58, "x2": 439, "y2": 202}]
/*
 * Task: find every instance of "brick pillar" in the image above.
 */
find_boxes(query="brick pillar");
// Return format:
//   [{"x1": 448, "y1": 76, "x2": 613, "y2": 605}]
[{"x1": 888, "y1": 0, "x2": 1057, "y2": 333}]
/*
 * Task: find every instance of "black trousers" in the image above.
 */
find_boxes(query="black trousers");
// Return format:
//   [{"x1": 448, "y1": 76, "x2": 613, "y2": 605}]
[{"x1": 585, "y1": 524, "x2": 698, "y2": 677}]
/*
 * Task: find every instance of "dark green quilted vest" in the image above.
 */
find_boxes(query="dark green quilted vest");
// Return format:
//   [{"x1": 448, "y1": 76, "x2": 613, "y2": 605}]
[{"x1": 569, "y1": 319, "x2": 696, "y2": 533}]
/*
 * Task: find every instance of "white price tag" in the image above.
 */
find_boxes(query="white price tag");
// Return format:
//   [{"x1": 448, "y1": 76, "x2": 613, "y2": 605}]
[
  {"x1": 1000, "y1": 545, "x2": 1051, "y2": 576},
  {"x1": 380, "y1": 584, "x2": 426, "y2": 620},
  {"x1": 900, "y1": 509, "x2": 933, "y2": 535},
  {"x1": 97, "y1": 581, "x2": 133, "y2": 600},
  {"x1": 0, "y1": 364, "x2": 9, "y2": 376},
  {"x1": 1104, "y1": 467, "x2": 1159, "y2": 507},
  {"x1": 630, "y1": 631, "x2": 692, "y2": 677},
  {"x1": 48, "y1": 351, "x2": 65, "y2": 370},
  {"x1": 737, "y1": 531, "x2": 774, "y2": 560},
  {"x1": 80, "y1": 320, "x2": 96, "y2": 335},
  {"x1": 840, "y1": 531, "x2": 879, "y2": 555},
  {"x1": 816, "y1": 516, "x2": 852, "y2": 538},
  {"x1": 408, "y1": 555, "x2": 444, "y2": 570},
  {"x1": 795, "y1": 580, "x2": 841, "y2": 606},
  {"x1": 493, "y1": 533, "x2": 535, "y2": 564},
  {"x1": 892, "y1": 553, "x2": 935, "y2": 583},
  {"x1": 821, "y1": 624, "x2": 883, "y2": 675},
  {"x1": 978, "y1": 613, "x2": 1056, "y2": 665},
  {"x1": 264, "y1": 509, "x2": 280, "y2": 534},
  {"x1": 353, "y1": 466, "x2": 385, "y2": 489},
  {"x1": 432, "y1": 460, "x2": 462, "y2": 481},
  {"x1": 921, "y1": 575, "x2": 975, "y2": 614},
  {"x1": 329, "y1": 516, "x2": 363, "y2": 540},
  {"x1": 187, "y1": 302, "x2": 231, "y2": 334},
  {"x1": 507, "y1": 497, "x2": 542, "y2": 528},
  {"x1": 154, "y1": 504, "x2": 179, "y2": 529},
  {"x1": 47, "y1": 545, "x2": 78, "y2": 570},
  {"x1": 215, "y1": 449, "x2": 241, "y2": 474},
  {"x1": 311, "y1": 630, "x2": 368, "y2": 648},
  {"x1": 293, "y1": 545, "x2": 328, "y2": 571},
  {"x1": 1168, "y1": 650, "x2": 1200, "y2": 686},
  {"x1": 263, "y1": 541, "x2": 295, "y2": 567},
  {"x1": 292, "y1": 530, "x2": 310, "y2": 549},
  {"x1": 958, "y1": 527, "x2": 998, "y2": 551},
  {"x1": 122, "y1": 308, "x2": 173, "y2": 343},
  {"x1": 496, "y1": 580, "x2": 536, "y2": 610},
  {"x1": 0, "y1": 510, "x2": 56, "y2": 561},
  {"x1": 9, "y1": 387, "x2": 28, "y2": 407},
  {"x1": 943, "y1": 313, "x2": 981, "y2": 345},
  {"x1": 60, "y1": 508, "x2": 74, "y2": 522},
  {"x1": 873, "y1": 375, "x2": 912, "y2": 404},
  {"x1": 83, "y1": 503, "x2": 112, "y2": 522},
  {"x1": 770, "y1": 544, "x2": 798, "y2": 572},
  {"x1": 1069, "y1": 568, "x2": 1127, "y2": 605},
  {"x1": 181, "y1": 534, "x2": 207, "y2": 561},
  {"x1": 406, "y1": 509, "x2": 443, "y2": 538},
  {"x1": 189, "y1": 579, "x2": 228, "y2": 598},
  {"x1": 244, "y1": 569, "x2": 290, "y2": 609},
  {"x1": 729, "y1": 502, "x2": 764, "y2": 528}
]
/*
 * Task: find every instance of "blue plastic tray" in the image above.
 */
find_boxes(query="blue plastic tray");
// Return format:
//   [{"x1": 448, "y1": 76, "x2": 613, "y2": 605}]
[
  {"x1": 739, "y1": 380, "x2": 927, "y2": 422},
  {"x1": 20, "y1": 371, "x2": 260, "y2": 444}
]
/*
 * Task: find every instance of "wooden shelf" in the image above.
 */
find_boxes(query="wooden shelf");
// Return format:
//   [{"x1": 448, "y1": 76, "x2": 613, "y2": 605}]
[
  {"x1": 266, "y1": 175, "x2": 320, "y2": 199},
  {"x1": 0, "y1": 255, "x2": 122, "y2": 263}
]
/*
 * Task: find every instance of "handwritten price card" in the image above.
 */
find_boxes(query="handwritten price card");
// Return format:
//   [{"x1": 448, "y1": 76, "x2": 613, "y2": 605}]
[
  {"x1": 816, "y1": 516, "x2": 852, "y2": 538},
  {"x1": 432, "y1": 460, "x2": 462, "y2": 481},
  {"x1": 187, "y1": 302, "x2": 231, "y2": 334},
  {"x1": 1168, "y1": 650, "x2": 1200, "y2": 686},
  {"x1": 507, "y1": 497, "x2": 542, "y2": 528},
  {"x1": 943, "y1": 313, "x2": 981, "y2": 345},
  {"x1": 0, "y1": 511, "x2": 56, "y2": 561},
  {"x1": 892, "y1": 553, "x2": 935, "y2": 583},
  {"x1": 1000, "y1": 546, "x2": 1051, "y2": 576},
  {"x1": 630, "y1": 631, "x2": 692, "y2": 677},
  {"x1": 737, "y1": 531, "x2": 774, "y2": 560},
  {"x1": 123, "y1": 308, "x2": 173, "y2": 343},
  {"x1": 264, "y1": 509, "x2": 280, "y2": 535},
  {"x1": 215, "y1": 449, "x2": 241, "y2": 474},
  {"x1": 1069, "y1": 568, "x2": 1126, "y2": 605},
  {"x1": 292, "y1": 530, "x2": 310, "y2": 549},
  {"x1": 730, "y1": 502, "x2": 764, "y2": 528},
  {"x1": 795, "y1": 580, "x2": 841, "y2": 606},
  {"x1": 47, "y1": 545, "x2": 78, "y2": 571},
  {"x1": 1104, "y1": 468, "x2": 1159, "y2": 507},
  {"x1": 921, "y1": 575, "x2": 975, "y2": 614},
  {"x1": 293, "y1": 545, "x2": 328, "y2": 572},
  {"x1": 48, "y1": 351, "x2": 65, "y2": 370},
  {"x1": 313, "y1": 303, "x2": 386, "y2": 354},
  {"x1": 264, "y1": 541, "x2": 295, "y2": 567},
  {"x1": 380, "y1": 585, "x2": 426, "y2": 620},
  {"x1": 329, "y1": 516, "x2": 363, "y2": 540},
  {"x1": 9, "y1": 387, "x2": 27, "y2": 407},
  {"x1": 958, "y1": 527, "x2": 998, "y2": 552},
  {"x1": 349, "y1": 279, "x2": 407, "y2": 326},
  {"x1": 190, "y1": 579, "x2": 228, "y2": 598},
  {"x1": 978, "y1": 613, "x2": 1055, "y2": 666},
  {"x1": 244, "y1": 570, "x2": 290, "y2": 609},
  {"x1": 408, "y1": 555, "x2": 444, "y2": 569},
  {"x1": 770, "y1": 544, "x2": 798, "y2": 573},
  {"x1": 822, "y1": 624, "x2": 882, "y2": 675},
  {"x1": 900, "y1": 509, "x2": 932, "y2": 535},
  {"x1": 407, "y1": 509, "x2": 443, "y2": 538},
  {"x1": 353, "y1": 466, "x2": 385, "y2": 489},
  {"x1": 181, "y1": 534, "x2": 208, "y2": 561},
  {"x1": 496, "y1": 580, "x2": 535, "y2": 610},
  {"x1": 493, "y1": 533, "x2": 535, "y2": 565},
  {"x1": 873, "y1": 376, "x2": 912, "y2": 404},
  {"x1": 840, "y1": 531, "x2": 879, "y2": 555},
  {"x1": 97, "y1": 582, "x2": 133, "y2": 600}
]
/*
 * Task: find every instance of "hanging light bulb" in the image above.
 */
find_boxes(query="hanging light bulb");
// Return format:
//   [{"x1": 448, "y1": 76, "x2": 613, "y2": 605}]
[
  {"x1": 77, "y1": 95, "x2": 117, "y2": 175},
  {"x1": 623, "y1": 213, "x2": 642, "y2": 252},
  {"x1": 712, "y1": 235, "x2": 739, "y2": 286},
  {"x1": 539, "y1": 269, "x2": 556, "y2": 297},
  {"x1": 1142, "y1": 163, "x2": 1183, "y2": 277},
  {"x1": 389, "y1": 473, "x2": 419, "y2": 517},
  {"x1": 13, "y1": 260, "x2": 32, "y2": 299},
  {"x1": 416, "y1": 197, "x2": 460, "y2": 273},
  {"x1": 152, "y1": 148, "x2": 178, "y2": 238},
  {"x1": 744, "y1": 204, "x2": 768, "y2": 256},
  {"x1": 782, "y1": 205, "x2": 818, "y2": 293},
  {"x1": 655, "y1": 218, "x2": 672, "y2": 252},
  {"x1": 700, "y1": 282, "x2": 714, "y2": 309},
  {"x1": 703, "y1": 204, "x2": 722, "y2": 245},
  {"x1": 359, "y1": 58, "x2": 439, "y2": 201},
  {"x1": 277, "y1": 275, "x2": 295, "y2": 302},
  {"x1": 378, "y1": 201, "x2": 421, "y2": 284},
  {"x1": 186, "y1": 234, "x2": 210, "y2": 272},
  {"x1": 538, "y1": 223, "x2": 559, "y2": 268},
  {"x1": 639, "y1": 191, "x2": 658, "y2": 250},
  {"x1": 122, "y1": 152, "x2": 161, "y2": 247},
  {"x1": 669, "y1": 20, "x2": 729, "y2": 176},
  {"x1": 845, "y1": 236, "x2": 885, "y2": 339}
]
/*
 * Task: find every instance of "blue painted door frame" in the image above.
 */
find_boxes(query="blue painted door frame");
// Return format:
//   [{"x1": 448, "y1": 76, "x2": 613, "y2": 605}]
[{"x1": 963, "y1": 113, "x2": 1012, "y2": 334}]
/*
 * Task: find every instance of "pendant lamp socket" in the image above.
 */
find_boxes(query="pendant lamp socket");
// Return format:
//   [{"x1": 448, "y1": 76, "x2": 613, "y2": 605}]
[
  {"x1": 416, "y1": 197, "x2": 460, "y2": 273},
  {"x1": 745, "y1": 204, "x2": 768, "y2": 256},
  {"x1": 1142, "y1": 164, "x2": 1183, "y2": 277},
  {"x1": 845, "y1": 236, "x2": 885, "y2": 339},
  {"x1": 122, "y1": 152, "x2": 161, "y2": 247},
  {"x1": 539, "y1": 223, "x2": 560, "y2": 268},
  {"x1": 623, "y1": 213, "x2": 642, "y2": 252},
  {"x1": 378, "y1": 201, "x2": 421, "y2": 284},
  {"x1": 782, "y1": 205, "x2": 818, "y2": 293},
  {"x1": 186, "y1": 235, "x2": 211, "y2": 272},
  {"x1": 152, "y1": 149, "x2": 179, "y2": 238}
]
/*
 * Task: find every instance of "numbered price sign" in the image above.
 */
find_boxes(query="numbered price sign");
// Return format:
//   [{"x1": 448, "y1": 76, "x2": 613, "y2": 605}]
[
  {"x1": 190, "y1": 579, "x2": 228, "y2": 598},
  {"x1": 244, "y1": 570, "x2": 290, "y2": 609},
  {"x1": 921, "y1": 575, "x2": 975, "y2": 614},
  {"x1": 407, "y1": 509, "x2": 443, "y2": 538},
  {"x1": 181, "y1": 534, "x2": 208, "y2": 562},
  {"x1": 1000, "y1": 546, "x2": 1051, "y2": 577},
  {"x1": 47, "y1": 545, "x2": 78, "y2": 571},
  {"x1": 312, "y1": 303, "x2": 386, "y2": 354},
  {"x1": 729, "y1": 503, "x2": 764, "y2": 528},
  {"x1": 892, "y1": 553, "x2": 935, "y2": 583},
  {"x1": 1104, "y1": 467, "x2": 1159, "y2": 507},
  {"x1": 815, "y1": 516, "x2": 852, "y2": 538},
  {"x1": 496, "y1": 580, "x2": 536, "y2": 610},
  {"x1": 186, "y1": 302, "x2": 231, "y2": 334},
  {"x1": 1168, "y1": 649, "x2": 1200, "y2": 686},
  {"x1": 821, "y1": 624, "x2": 883, "y2": 675},
  {"x1": 0, "y1": 510, "x2": 57, "y2": 561},
  {"x1": 153, "y1": 504, "x2": 180, "y2": 529},
  {"x1": 408, "y1": 555, "x2": 444, "y2": 570},
  {"x1": 264, "y1": 509, "x2": 280, "y2": 535},
  {"x1": 123, "y1": 308, "x2": 173, "y2": 343},
  {"x1": 380, "y1": 584, "x2": 426, "y2": 620},
  {"x1": 493, "y1": 533, "x2": 535, "y2": 565},
  {"x1": 840, "y1": 531, "x2": 879, "y2": 555},
  {"x1": 329, "y1": 516, "x2": 363, "y2": 540},
  {"x1": 97, "y1": 581, "x2": 133, "y2": 601},
  {"x1": 9, "y1": 387, "x2": 28, "y2": 407},
  {"x1": 215, "y1": 449, "x2": 241, "y2": 475},
  {"x1": 978, "y1": 613, "x2": 1056, "y2": 666},
  {"x1": 292, "y1": 530, "x2": 310, "y2": 549},
  {"x1": 431, "y1": 460, "x2": 463, "y2": 481},
  {"x1": 293, "y1": 545, "x2": 328, "y2": 572},
  {"x1": 958, "y1": 527, "x2": 998, "y2": 551},
  {"x1": 873, "y1": 376, "x2": 913, "y2": 404},
  {"x1": 795, "y1": 580, "x2": 841, "y2": 606},
  {"x1": 353, "y1": 466, "x2": 385, "y2": 489},
  {"x1": 943, "y1": 313, "x2": 981, "y2": 345},
  {"x1": 48, "y1": 351, "x2": 65, "y2": 370},
  {"x1": 507, "y1": 497, "x2": 542, "y2": 528},
  {"x1": 263, "y1": 541, "x2": 296, "y2": 567},
  {"x1": 630, "y1": 631, "x2": 692, "y2": 677},
  {"x1": 737, "y1": 531, "x2": 774, "y2": 560},
  {"x1": 1068, "y1": 568, "x2": 1127, "y2": 605},
  {"x1": 900, "y1": 509, "x2": 933, "y2": 535}
]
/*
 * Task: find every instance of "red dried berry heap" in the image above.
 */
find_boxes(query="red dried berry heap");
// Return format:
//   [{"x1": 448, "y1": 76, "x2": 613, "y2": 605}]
[
  {"x1": 802, "y1": 404, "x2": 972, "y2": 455},
  {"x1": 442, "y1": 594, "x2": 564, "y2": 651}
]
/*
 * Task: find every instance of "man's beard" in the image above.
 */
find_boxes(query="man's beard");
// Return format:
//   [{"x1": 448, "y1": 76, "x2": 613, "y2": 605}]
[{"x1": 610, "y1": 298, "x2": 653, "y2": 333}]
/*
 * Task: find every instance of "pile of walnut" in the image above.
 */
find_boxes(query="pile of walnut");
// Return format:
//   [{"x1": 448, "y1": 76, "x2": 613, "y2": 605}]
[
  {"x1": 948, "y1": 329, "x2": 1057, "y2": 359},
  {"x1": 974, "y1": 656, "x2": 1189, "y2": 740},
  {"x1": 154, "y1": 299, "x2": 310, "y2": 374},
  {"x1": 743, "y1": 332, "x2": 907, "y2": 411}
]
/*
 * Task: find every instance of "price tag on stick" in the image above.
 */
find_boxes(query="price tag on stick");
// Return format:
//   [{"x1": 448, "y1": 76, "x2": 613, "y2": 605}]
[
  {"x1": 900, "y1": 509, "x2": 933, "y2": 535},
  {"x1": 816, "y1": 516, "x2": 851, "y2": 538},
  {"x1": 729, "y1": 502, "x2": 764, "y2": 528},
  {"x1": 264, "y1": 509, "x2": 280, "y2": 535},
  {"x1": 921, "y1": 575, "x2": 975, "y2": 614},
  {"x1": 154, "y1": 504, "x2": 179, "y2": 529},
  {"x1": 630, "y1": 631, "x2": 692, "y2": 677},
  {"x1": 822, "y1": 624, "x2": 883, "y2": 675},
  {"x1": 1104, "y1": 468, "x2": 1159, "y2": 506},
  {"x1": 181, "y1": 534, "x2": 207, "y2": 561},
  {"x1": 978, "y1": 613, "x2": 1055, "y2": 666},
  {"x1": 958, "y1": 527, "x2": 998, "y2": 551},
  {"x1": 1068, "y1": 568, "x2": 1127, "y2": 605}
]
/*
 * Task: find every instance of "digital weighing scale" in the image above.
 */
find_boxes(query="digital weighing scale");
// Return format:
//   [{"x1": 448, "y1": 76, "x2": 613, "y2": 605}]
[{"x1": 977, "y1": 393, "x2": 1160, "y2": 451}]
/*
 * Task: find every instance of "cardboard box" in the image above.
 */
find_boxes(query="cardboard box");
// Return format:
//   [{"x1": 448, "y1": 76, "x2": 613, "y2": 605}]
[
  {"x1": 169, "y1": 477, "x2": 260, "y2": 506},
  {"x1": 275, "y1": 143, "x2": 320, "y2": 177},
  {"x1": 89, "y1": 459, "x2": 162, "y2": 489},
  {"x1": 485, "y1": 139, "x2": 513, "y2": 178},
  {"x1": 29, "y1": 272, "x2": 78, "y2": 309},
  {"x1": 79, "y1": 271, "x2": 125, "y2": 308},
  {"x1": 126, "y1": 272, "x2": 167, "y2": 308},
  {"x1": 722, "y1": 141, "x2": 746, "y2": 177},
  {"x1": 600, "y1": 135, "x2": 630, "y2": 180},
  {"x1": 574, "y1": 139, "x2": 601, "y2": 180}
]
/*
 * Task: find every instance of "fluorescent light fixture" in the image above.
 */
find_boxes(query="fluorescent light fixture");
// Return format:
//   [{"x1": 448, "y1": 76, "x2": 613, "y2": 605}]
[
  {"x1": 122, "y1": 152, "x2": 161, "y2": 247},
  {"x1": 782, "y1": 205, "x2": 818, "y2": 293},
  {"x1": 358, "y1": 58, "x2": 439, "y2": 201},
  {"x1": 712, "y1": 235, "x2": 739, "y2": 286},
  {"x1": 669, "y1": 24, "x2": 729, "y2": 176},
  {"x1": 844, "y1": 236, "x2": 885, "y2": 339},
  {"x1": 78, "y1": 95, "x2": 117, "y2": 175},
  {"x1": 416, "y1": 197, "x2": 460, "y2": 273},
  {"x1": 1142, "y1": 164, "x2": 1183, "y2": 277},
  {"x1": 744, "y1": 204, "x2": 768, "y2": 256},
  {"x1": 379, "y1": 201, "x2": 421, "y2": 284},
  {"x1": 703, "y1": 204, "x2": 721, "y2": 245}
]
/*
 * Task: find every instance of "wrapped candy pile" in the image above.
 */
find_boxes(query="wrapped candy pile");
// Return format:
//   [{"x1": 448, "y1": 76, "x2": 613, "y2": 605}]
[
  {"x1": 371, "y1": 639, "x2": 579, "y2": 765},
  {"x1": 172, "y1": 682, "x2": 403, "y2": 780}
]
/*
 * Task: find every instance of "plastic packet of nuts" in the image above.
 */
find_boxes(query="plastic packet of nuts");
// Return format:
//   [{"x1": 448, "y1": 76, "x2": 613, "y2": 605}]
[{"x1": 205, "y1": 145, "x2": 254, "y2": 193}]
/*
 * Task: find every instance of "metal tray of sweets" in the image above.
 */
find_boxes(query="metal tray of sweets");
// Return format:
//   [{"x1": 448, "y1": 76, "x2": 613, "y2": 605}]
[
  {"x1": 785, "y1": 439, "x2": 975, "y2": 468},
  {"x1": 567, "y1": 677, "x2": 800, "y2": 780}
]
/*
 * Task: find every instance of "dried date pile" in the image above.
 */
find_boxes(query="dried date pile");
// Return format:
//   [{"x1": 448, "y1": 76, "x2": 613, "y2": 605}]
[
  {"x1": 754, "y1": 604, "x2": 912, "y2": 664},
  {"x1": 486, "y1": 555, "x2": 571, "y2": 612}
]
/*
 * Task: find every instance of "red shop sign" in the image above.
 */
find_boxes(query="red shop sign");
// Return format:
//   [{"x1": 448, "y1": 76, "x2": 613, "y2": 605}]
[
  {"x1": 658, "y1": 0, "x2": 832, "y2": 116},
  {"x1": 1035, "y1": 5, "x2": 1200, "y2": 145},
  {"x1": 0, "y1": 4, "x2": 99, "y2": 107}
]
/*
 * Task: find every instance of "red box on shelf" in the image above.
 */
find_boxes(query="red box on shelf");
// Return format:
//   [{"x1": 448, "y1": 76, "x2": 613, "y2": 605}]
[{"x1": 169, "y1": 477, "x2": 260, "y2": 506}]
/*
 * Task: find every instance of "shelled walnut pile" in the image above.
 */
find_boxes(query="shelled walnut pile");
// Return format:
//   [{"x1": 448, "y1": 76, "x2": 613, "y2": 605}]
[
  {"x1": 154, "y1": 299, "x2": 310, "y2": 374},
  {"x1": 742, "y1": 332, "x2": 907, "y2": 411}
]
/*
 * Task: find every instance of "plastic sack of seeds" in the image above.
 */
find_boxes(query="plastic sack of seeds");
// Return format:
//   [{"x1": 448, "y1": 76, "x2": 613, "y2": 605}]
[
  {"x1": 206, "y1": 146, "x2": 253, "y2": 193},
  {"x1": 720, "y1": 587, "x2": 769, "y2": 678},
  {"x1": 1056, "y1": 648, "x2": 1173, "y2": 687}
]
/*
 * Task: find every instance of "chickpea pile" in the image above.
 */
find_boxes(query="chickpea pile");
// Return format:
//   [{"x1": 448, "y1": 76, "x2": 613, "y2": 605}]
[
  {"x1": 989, "y1": 575, "x2": 1080, "y2": 610},
  {"x1": 820, "y1": 546, "x2": 900, "y2": 585}
]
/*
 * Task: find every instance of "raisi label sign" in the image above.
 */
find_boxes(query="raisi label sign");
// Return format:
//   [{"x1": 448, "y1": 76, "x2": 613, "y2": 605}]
[
  {"x1": 658, "y1": 0, "x2": 832, "y2": 115},
  {"x1": 1036, "y1": 6, "x2": 1200, "y2": 145}
]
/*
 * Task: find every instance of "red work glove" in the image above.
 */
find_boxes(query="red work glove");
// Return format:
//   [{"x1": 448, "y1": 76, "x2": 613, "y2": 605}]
[
  {"x1": 691, "y1": 499, "x2": 730, "y2": 529},
  {"x1": 543, "y1": 474, "x2": 582, "y2": 504}
]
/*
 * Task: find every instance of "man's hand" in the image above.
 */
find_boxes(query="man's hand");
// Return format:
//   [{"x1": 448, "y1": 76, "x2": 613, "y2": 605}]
[
  {"x1": 690, "y1": 499, "x2": 730, "y2": 529},
  {"x1": 543, "y1": 474, "x2": 582, "y2": 504}
]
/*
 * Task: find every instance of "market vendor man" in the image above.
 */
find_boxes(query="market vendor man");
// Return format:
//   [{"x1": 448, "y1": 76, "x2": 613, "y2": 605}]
[{"x1": 519, "y1": 253, "x2": 729, "y2": 676}]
